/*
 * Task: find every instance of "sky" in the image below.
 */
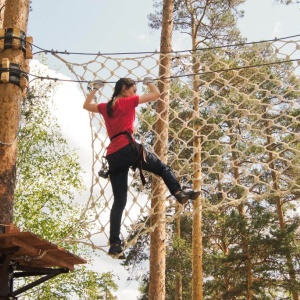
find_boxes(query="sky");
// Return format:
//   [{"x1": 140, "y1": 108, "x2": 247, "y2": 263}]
[
  {"x1": 25, "y1": 0, "x2": 300, "y2": 299},
  {"x1": 26, "y1": 0, "x2": 300, "y2": 55}
]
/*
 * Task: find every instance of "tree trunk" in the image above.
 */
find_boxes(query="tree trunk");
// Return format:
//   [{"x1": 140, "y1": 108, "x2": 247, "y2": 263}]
[
  {"x1": 237, "y1": 204, "x2": 253, "y2": 300},
  {"x1": 175, "y1": 204, "x2": 182, "y2": 300},
  {"x1": 191, "y1": 26, "x2": 203, "y2": 300},
  {"x1": 0, "y1": 0, "x2": 5, "y2": 27},
  {"x1": 149, "y1": 0, "x2": 173, "y2": 299},
  {"x1": 0, "y1": 0, "x2": 30, "y2": 226}
]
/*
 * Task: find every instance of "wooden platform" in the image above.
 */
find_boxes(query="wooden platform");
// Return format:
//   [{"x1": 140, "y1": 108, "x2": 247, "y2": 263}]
[{"x1": 0, "y1": 224, "x2": 86, "y2": 270}]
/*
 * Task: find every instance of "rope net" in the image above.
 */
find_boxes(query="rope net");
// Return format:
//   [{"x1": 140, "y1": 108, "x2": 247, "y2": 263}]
[{"x1": 50, "y1": 37, "x2": 300, "y2": 254}]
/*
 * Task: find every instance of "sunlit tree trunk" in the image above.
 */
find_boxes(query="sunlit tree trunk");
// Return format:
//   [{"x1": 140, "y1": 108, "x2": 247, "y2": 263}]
[
  {"x1": 149, "y1": 0, "x2": 174, "y2": 299},
  {"x1": 175, "y1": 204, "x2": 183, "y2": 300},
  {"x1": 191, "y1": 21, "x2": 203, "y2": 300},
  {"x1": 0, "y1": 0, "x2": 30, "y2": 226}
]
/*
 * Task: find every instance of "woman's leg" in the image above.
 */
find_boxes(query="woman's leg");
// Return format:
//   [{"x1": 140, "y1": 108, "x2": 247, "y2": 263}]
[
  {"x1": 141, "y1": 150, "x2": 181, "y2": 195},
  {"x1": 141, "y1": 149, "x2": 200, "y2": 204},
  {"x1": 106, "y1": 144, "x2": 135, "y2": 245},
  {"x1": 109, "y1": 168, "x2": 129, "y2": 245}
]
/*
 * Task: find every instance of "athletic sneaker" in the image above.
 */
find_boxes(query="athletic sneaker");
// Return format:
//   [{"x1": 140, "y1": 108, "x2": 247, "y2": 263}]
[
  {"x1": 175, "y1": 190, "x2": 200, "y2": 205},
  {"x1": 108, "y1": 244, "x2": 126, "y2": 260}
]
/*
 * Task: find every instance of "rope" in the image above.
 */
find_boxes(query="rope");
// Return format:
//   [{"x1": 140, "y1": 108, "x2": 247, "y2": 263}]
[
  {"x1": 30, "y1": 33, "x2": 300, "y2": 56},
  {"x1": 18, "y1": 57, "x2": 300, "y2": 85}
]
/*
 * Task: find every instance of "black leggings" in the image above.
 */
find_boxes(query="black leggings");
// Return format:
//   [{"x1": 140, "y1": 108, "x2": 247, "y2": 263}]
[{"x1": 106, "y1": 143, "x2": 181, "y2": 245}]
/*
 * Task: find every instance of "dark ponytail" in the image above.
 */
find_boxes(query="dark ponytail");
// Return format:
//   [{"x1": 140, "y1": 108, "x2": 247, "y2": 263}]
[
  {"x1": 106, "y1": 78, "x2": 136, "y2": 117},
  {"x1": 106, "y1": 91, "x2": 117, "y2": 117}
]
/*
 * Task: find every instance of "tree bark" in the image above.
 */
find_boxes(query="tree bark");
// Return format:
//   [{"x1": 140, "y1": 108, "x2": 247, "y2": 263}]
[
  {"x1": 191, "y1": 17, "x2": 203, "y2": 300},
  {"x1": 149, "y1": 0, "x2": 173, "y2": 299},
  {"x1": 0, "y1": 0, "x2": 30, "y2": 225},
  {"x1": 175, "y1": 204, "x2": 182, "y2": 300},
  {"x1": 0, "y1": 0, "x2": 5, "y2": 28}
]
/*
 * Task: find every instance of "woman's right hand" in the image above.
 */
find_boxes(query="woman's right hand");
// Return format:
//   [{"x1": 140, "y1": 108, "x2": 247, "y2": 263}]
[
  {"x1": 142, "y1": 77, "x2": 154, "y2": 85},
  {"x1": 93, "y1": 80, "x2": 104, "y2": 90}
]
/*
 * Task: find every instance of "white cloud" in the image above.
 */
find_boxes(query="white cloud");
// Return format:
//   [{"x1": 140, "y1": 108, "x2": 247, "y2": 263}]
[
  {"x1": 53, "y1": 79, "x2": 92, "y2": 168},
  {"x1": 29, "y1": 60, "x2": 92, "y2": 166},
  {"x1": 272, "y1": 21, "x2": 282, "y2": 37},
  {"x1": 132, "y1": 32, "x2": 149, "y2": 42}
]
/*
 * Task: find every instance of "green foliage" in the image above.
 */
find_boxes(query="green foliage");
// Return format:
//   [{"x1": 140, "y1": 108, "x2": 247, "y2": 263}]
[
  {"x1": 20, "y1": 268, "x2": 118, "y2": 300},
  {"x1": 15, "y1": 71, "x2": 85, "y2": 248}
]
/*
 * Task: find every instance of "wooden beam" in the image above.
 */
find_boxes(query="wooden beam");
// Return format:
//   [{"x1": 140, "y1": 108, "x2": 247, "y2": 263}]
[{"x1": 10, "y1": 237, "x2": 75, "y2": 270}]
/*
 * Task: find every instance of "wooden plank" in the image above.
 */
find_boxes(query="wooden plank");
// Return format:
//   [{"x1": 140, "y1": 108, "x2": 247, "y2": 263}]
[
  {"x1": 0, "y1": 229, "x2": 86, "y2": 270},
  {"x1": 10, "y1": 237, "x2": 75, "y2": 270}
]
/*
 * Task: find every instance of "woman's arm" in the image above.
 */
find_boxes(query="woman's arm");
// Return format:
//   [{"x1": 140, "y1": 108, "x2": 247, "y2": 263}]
[
  {"x1": 83, "y1": 89, "x2": 99, "y2": 112},
  {"x1": 83, "y1": 80, "x2": 104, "y2": 112},
  {"x1": 138, "y1": 79, "x2": 160, "y2": 104}
]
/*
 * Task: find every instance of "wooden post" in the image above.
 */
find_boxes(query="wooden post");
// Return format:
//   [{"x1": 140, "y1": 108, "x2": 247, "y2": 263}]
[
  {"x1": 149, "y1": 0, "x2": 174, "y2": 299},
  {"x1": 0, "y1": 0, "x2": 30, "y2": 225}
]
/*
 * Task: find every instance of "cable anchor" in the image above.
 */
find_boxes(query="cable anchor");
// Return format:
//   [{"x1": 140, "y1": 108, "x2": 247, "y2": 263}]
[
  {"x1": 0, "y1": 58, "x2": 29, "y2": 96},
  {"x1": 0, "y1": 27, "x2": 33, "y2": 59}
]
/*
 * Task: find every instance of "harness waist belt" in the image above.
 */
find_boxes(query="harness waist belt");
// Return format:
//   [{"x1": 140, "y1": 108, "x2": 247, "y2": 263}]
[{"x1": 110, "y1": 131, "x2": 146, "y2": 185}]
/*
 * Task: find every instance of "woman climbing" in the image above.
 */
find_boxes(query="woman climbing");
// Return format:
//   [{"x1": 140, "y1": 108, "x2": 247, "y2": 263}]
[{"x1": 83, "y1": 77, "x2": 200, "y2": 258}]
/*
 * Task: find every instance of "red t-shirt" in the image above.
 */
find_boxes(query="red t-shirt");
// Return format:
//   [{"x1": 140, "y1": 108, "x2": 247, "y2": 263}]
[{"x1": 98, "y1": 95, "x2": 139, "y2": 155}]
